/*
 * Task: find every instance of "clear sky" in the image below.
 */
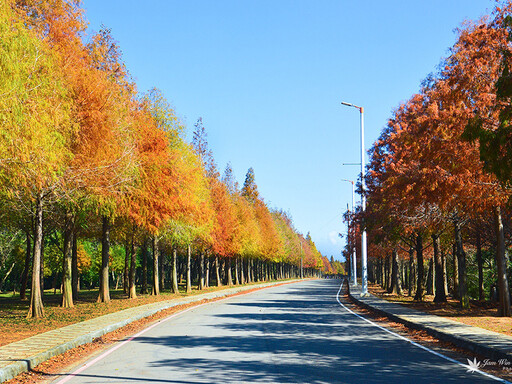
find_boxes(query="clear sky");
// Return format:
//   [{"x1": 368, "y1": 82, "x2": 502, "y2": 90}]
[{"x1": 83, "y1": 0, "x2": 496, "y2": 261}]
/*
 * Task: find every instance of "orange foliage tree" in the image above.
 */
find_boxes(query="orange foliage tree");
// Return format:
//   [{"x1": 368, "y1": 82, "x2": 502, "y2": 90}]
[{"x1": 364, "y1": 5, "x2": 512, "y2": 314}]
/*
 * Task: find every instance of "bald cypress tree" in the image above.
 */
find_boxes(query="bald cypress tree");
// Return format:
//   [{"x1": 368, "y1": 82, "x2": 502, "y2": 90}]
[{"x1": 241, "y1": 167, "x2": 259, "y2": 203}]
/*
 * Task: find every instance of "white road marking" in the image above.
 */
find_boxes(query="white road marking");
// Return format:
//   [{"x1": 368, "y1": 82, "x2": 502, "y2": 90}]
[
  {"x1": 53, "y1": 284, "x2": 285, "y2": 384},
  {"x1": 55, "y1": 280, "x2": 507, "y2": 383},
  {"x1": 54, "y1": 301, "x2": 208, "y2": 384},
  {"x1": 336, "y1": 280, "x2": 510, "y2": 383}
]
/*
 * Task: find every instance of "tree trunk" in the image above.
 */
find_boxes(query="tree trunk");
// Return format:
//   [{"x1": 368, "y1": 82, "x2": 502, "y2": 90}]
[
  {"x1": 384, "y1": 256, "x2": 389, "y2": 290},
  {"x1": 401, "y1": 259, "x2": 406, "y2": 290},
  {"x1": 97, "y1": 216, "x2": 111, "y2": 303},
  {"x1": 386, "y1": 254, "x2": 392, "y2": 290},
  {"x1": 247, "y1": 258, "x2": 252, "y2": 283},
  {"x1": 20, "y1": 230, "x2": 31, "y2": 300},
  {"x1": 414, "y1": 233, "x2": 424, "y2": 301},
  {"x1": 72, "y1": 232, "x2": 79, "y2": 300},
  {"x1": 141, "y1": 237, "x2": 148, "y2": 294},
  {"x1": 389, "y1": 249, "x2": 402, "y2": 295},
  {"x1": 129, "y1": 234, "x2": 137, "y2": 299},
  {"x1": 114, "y1": 271, "x2": 120, "y2": 290},
  {"x1": 177, "y1": 255, "x2": 183, "y2": 284},
  {"x1": 235, "y1": 257, "x2": 240, "y2": 285},
  {"x1": 401, "y1": 261, "x2": 407, "y2": 292},
  {"x1": 61, "y1": 212, "x2": 74, "y2": 308},
  {"x1": 0, "y1": 261, "x2": 15, "y2": 292},
  {"x1": 433, "y1": 234, "x2": 447, "y2": 303},
  {"x1": 123, "y1": 238, "x2": 130, "y2": 295},
  {"x1": 186, "y1": 244, "x2": 192, "y2": 293},
  {"x1": 387, "y1": 254, "x2": 392, "y2": 292},
  {"x1": 442, "y1": 247, "x2": 448, "y2": 298},
  {"x1": 380, "y1": 258, "x2": 385, "y2": 288},
  {"x1": 240, "y1": 257, "x2": 245, "y2": 284},
  {"x1": 159, "y1": 248, "x2": 164, "y2": 291},
  {"x1": 215, "y1": 255, "x2": 221, "y2": 287},
  {"x1": 426, "y1": 258, "x2": 434, "y2": 296},
  {"x1": 205, "y1": 254, "x2": 210, "y2": 288},
  {"x1": 452, "y1": 242, "x2": 459, "y2": 299},
  {"x1": 495, "y1": 206, "x2": 511, "y2": 317},
  {"x1": 408, "y1": 248, "x2": 415, "y2": 297},
  {"x1": 476, "y1": 228, "x2": 484, "y2": 301},
  {"x1": 171, "y1": 248, "x2": 179, "y2": 294},
  {"x1": 152, "y1": 236, "x2": 159, "y2": 295},
  {"x1": 40, "y1": 234, "x2": 45, "y2": 293},
  {"x1": 27, "y1": 194, "x2": 44, "y2": 318},
  {"x1": 199, "y1": 252, "x2": 205, "y2": 290},
  {"x1": 454, "y1": 220, "x2": 469, "y2": 309},
  {"x1": 383, "y1": 258, "x2": 387, "y2": 287},
  {"x1": 227, "y1": 257, "x2": 233, "y2": 286}
]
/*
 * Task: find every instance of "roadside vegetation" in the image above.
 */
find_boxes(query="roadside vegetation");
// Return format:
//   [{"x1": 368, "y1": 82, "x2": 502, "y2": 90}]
[
  {"x1": 0, "y1": 0, "x2": 344, "y2": 324},
  {"x1": 345, "y1": 1, "x2": 512, "y2": 319}
]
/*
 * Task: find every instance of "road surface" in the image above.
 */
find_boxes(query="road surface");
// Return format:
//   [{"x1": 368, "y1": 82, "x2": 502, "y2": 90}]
[{"x1": 51, "y1": 279, "x2": 505, "y2": 383}]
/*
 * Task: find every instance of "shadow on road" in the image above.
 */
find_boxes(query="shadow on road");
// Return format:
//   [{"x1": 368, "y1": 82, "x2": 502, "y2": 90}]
[{"x1": 130, "y1": 280, "x2": 484, "y2": 384}]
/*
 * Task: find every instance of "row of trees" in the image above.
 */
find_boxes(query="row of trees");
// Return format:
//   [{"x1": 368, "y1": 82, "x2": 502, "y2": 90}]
[
  {"x1": 345, "y1": 2, "x2": 512, "y2": 316},
  {"x1": 0, "y1": 0, "x2": 334, "y2": 318}
]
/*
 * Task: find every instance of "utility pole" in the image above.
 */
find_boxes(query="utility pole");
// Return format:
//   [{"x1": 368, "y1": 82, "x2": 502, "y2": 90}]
[{"x1": 341, "y1": 101, "x2": 368, "y2": 296}]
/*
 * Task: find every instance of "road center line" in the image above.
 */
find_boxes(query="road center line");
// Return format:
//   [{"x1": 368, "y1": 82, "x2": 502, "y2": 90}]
[{"x1": 335, "y1": 280, "x2": 510, "y2": 383}]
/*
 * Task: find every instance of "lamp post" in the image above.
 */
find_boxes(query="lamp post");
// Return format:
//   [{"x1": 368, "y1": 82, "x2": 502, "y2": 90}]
[
  {"x1": 299, "y1": 241, "x2": 303, "y2": 279},
  {"x1": 341, "y1": 179, "x2": 357, "y2": 287},
  {"x1": 341, "y1": 101, "x2": 368, "y2": 296}
]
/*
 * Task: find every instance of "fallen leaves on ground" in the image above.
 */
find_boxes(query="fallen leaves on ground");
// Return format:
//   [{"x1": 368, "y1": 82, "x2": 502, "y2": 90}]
[{"x1": 367, "y1": 284, "x2": 512, "y2": 337}]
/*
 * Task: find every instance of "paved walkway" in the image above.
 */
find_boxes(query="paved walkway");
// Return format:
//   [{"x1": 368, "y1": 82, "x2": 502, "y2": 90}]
[
  {"x1": 0, "y1": 281, "x2": 295, "y2": 383},
  {"x1": 349, "y1": 284, "x2": 512, "y2": 362}
]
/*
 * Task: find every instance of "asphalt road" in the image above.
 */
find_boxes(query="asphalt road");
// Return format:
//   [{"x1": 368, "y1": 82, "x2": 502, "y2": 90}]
[{"x1": 50, "y1": 279, "x2": 505, "y2": 384}]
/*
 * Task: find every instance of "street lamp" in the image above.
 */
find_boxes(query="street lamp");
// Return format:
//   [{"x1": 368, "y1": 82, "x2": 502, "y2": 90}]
[
  {"x1": 341, "y1": 179, "x2": 357, "y2": 287},
  {"x1": 341, "y1": 101, "x2": 368, "y2": 296}
]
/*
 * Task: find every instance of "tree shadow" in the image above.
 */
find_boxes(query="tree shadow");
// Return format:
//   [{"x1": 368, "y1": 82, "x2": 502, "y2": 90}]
[{"x1": 129, "y1": 280, "x2": 487, "y2": 383}]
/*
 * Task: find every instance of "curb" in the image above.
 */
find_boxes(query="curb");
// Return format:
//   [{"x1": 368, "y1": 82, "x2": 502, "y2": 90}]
[
  {"x1": 0, "y1": 279, "x2": 302, "y2": 383},
  {"x1": 347, "y1": 284, "x2": 512, "y2": 362}
]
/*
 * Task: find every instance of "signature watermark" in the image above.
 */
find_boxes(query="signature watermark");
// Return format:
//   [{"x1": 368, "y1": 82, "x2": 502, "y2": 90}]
[{"x1": 467, "y1": 357, "x2": 512, "y2": 373}]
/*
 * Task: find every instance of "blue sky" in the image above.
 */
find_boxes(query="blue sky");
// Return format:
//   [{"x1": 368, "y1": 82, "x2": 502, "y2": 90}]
[{"x1": 83, "y1": 0, "x2": 495, "y2": 260}]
